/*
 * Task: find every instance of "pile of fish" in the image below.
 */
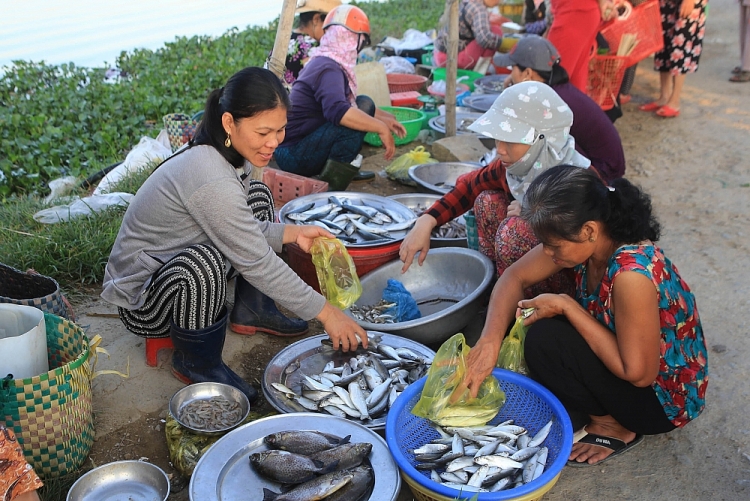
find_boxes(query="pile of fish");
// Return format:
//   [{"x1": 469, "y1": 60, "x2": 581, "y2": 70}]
[
  {"x1": 177, "y1": 396, "x2": 243, "y2": 432},
  {"x1": 251, "y1": 430, "x2": 374, "y2": 501},
  {"x1": 411, "y1": 203, "x2": 466, "y2": 240},
  {"x1": 348, "y1": 299, "x2": 398, "y2": 324},
  {"x1": 272, "y1": 336, "x2": 432, "y2": 423},
  {"x1": 410, "y1": 420, "x2": 555, "y2": 494},
  {"x1": 283, "y1": 195, "x2": 416, "y2": 245}
]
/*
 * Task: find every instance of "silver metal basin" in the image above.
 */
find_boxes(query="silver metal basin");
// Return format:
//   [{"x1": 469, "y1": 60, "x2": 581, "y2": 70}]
[
  {"x1": 408, "y1": 162, "x2": 481, "y2": 195},
  {"x1": 169, "y1": 382, "x2": 250, "y2": 436},
  {"x1": 387, "y1": 193, "x2": 467, "y2": 248},
  {"x1": 67, "y1": 460, "x2": 170, "y2": 501},
  {"x1": 346, "y1": 247, "x2": 494, "y2": 345}
]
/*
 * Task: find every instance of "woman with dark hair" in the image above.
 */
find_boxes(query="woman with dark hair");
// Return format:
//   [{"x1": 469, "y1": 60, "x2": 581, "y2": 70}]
[
  {"x1": 463, "y1": 165, "x2": 708, "y2": 467},
  {"x1": 102, "y1": 67, "x2": 368, "y2": 403},
  {"x1": 496, "y1": 35, "x2": 626, "y2": 183}
]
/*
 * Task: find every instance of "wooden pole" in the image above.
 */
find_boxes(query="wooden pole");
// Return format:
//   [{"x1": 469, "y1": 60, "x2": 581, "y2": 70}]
[
  {"x1": 267, "y1": 0, "x2": 298, "y2": 79},
  {"x1": 445, "y1": 0, "x2": 459, "y2": 137}
]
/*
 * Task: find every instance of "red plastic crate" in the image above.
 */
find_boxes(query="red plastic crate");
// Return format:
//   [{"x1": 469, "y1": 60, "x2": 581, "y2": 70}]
[
  {"x1": 390, "y1": 91, "x2": 422, "y2": 108},
  {"x1": 262, "y1": 168, "x2": 328, "y2": 215},
  {"x1": 599, "y1": 0, "x2": 664, "y2": 66},
  {"x1": 587, "y1": 54, "x2": 629, "y2": 110}
]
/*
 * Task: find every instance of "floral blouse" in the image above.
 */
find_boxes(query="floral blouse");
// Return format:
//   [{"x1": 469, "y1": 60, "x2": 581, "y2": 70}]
[
  {"x1": 1, "y1": 425, "x2": 43, "y2": 499},
  {"x1": 574, "y1": 244, "x2": 708, "y2": 427},
  {"x1": 284, "y1": 33, "x2": 318, "y2": 86}
]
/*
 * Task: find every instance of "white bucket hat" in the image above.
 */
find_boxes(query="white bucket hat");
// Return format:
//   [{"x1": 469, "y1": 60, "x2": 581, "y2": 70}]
[{"x1": 467, "y1": 81, "x2": 573, "y2": 148}]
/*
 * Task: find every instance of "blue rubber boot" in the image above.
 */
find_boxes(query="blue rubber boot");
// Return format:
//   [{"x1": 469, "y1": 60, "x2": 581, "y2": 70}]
[{"x1": 170, "y1": 307, "x2": 258, "y2": 404}]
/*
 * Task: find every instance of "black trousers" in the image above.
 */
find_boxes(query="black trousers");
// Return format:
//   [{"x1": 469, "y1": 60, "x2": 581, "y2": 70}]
[{"x1": 525, "y1": 316, "x2": 676, "y2": 435}]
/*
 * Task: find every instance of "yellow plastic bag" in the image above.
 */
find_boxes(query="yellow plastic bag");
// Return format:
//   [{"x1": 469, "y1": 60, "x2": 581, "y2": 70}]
[
  {"x1": 496, "y1": 315, "x2": 529, "y2": 375},
  {"x1": 385, "y1": 145, "x2": 438, "y2": 186},
  {"x1": 310, "y1": 237, "x2": 362, "y2": 309},
  {"x1": 411, "y1": 333, "x2": 505, "y2": 427}
]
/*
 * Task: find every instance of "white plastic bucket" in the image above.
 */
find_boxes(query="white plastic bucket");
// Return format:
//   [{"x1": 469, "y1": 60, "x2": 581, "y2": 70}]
[{"x1": 0, "y1": 304, "x2": 49, "y2": 379}]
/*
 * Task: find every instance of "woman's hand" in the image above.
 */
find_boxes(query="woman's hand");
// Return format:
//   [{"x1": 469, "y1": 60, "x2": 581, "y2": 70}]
[
  {"x1": 399, "y1": 214, "x2": 437, "y2": 272},
  {"x1": 464, "y1": 334, "x2": 503, "y2": 398},
  {"x1": 518, "y1": 294, "x2": 571, "y2": 324},
  {"x1": 599, "y1": 0, "x2": 617, "y2": 21},
  {"x1": 507, "y1": 200, "x2": 522, "y2": 217},
  {"x1": 284, "y1": 224, "x2": 334, "y2": 251},
  {"x1": 378, "y1": 124, "x2": 398, "y2": 160},
  {"x1": 679, "y1": 0, "x2": 694, "y2": 18},
  {"x1": 316, "y1": 302, "x2": 369, "y2": 352}
]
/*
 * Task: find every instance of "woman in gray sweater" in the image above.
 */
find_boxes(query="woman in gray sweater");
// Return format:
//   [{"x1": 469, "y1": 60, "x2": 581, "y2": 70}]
[{"x1": 102, "y1": 67, "x2": 367, "y2": 402}]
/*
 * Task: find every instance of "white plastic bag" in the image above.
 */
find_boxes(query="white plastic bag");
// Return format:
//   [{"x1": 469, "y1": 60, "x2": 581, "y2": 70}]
[
  {"x1": 392, "y1": 29, "x2": 434, "y2": 53},
  {"x1": 379, "y1": 56, "x2": 416, "y2": 75},
  {"x1": 93, "y1": 131, "x2": 172, "y2": 195},
  {"x1": 33, "y1": 192, "x2": 134, "y2": 224}
]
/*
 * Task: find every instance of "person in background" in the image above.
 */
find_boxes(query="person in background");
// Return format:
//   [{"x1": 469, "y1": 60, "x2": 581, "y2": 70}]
[
  {"x1": 524, "y1": 0, "x2": 548, "y2": 35},
  {"x1": 546, "y1": 0, "x2": 617, "y2": 92},
  {"x1": 462, "y1": 166, "x2": 707, "y2": 466},
  {"x1": 277, "y1": 0, "x2": 342, "y2": 89},
  {"x1": 0, "y1": 425, "x2": 43, "y2": 501},
  {"x1": 638, "y1": 0, "x2": 708, "y2": 116},
  {"x1": 433, "y1": 0, "x2": 504, "y2": 70},
  {"x1": 496, "y1": 35, "x2": 626, "y2": 183},
  {"x1": 102, "y1": 67, "x2": 368, "y2": 404},
  {"x1": 731, "y1": 0, "x2": 750, "y2": 81},
  {"x1": 399, "y1": 82, "x2": 591, "y2": 298},
  {"x1": 275, "y1": 5, "x2": 405, "y2": 189}
]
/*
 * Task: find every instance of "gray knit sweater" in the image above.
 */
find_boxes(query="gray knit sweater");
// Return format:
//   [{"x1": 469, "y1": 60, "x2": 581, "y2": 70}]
[{"x1": 101, "y1": 145, "x2": 326, "y2": 320}]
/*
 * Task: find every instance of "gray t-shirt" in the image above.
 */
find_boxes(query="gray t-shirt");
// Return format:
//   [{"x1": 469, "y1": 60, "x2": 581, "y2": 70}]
[{"x1": 101, "y1": 145, "x2": 326, "y2": 321}]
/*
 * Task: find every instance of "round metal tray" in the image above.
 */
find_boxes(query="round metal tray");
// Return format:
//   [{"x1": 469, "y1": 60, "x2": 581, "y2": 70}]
[
  {"x1": 189, "y1": 413, "x2": 401, "y2": 501},
  {"x1": 67, "y1": 460, "x2": 169, "y2": 501},
  {"x1": 262, "y1": 333, "x2": 435, "y2": 430},
  {"x1": 473, "y1": 74, "x2": 508, "y2": 94},
  {"x1": 278, "y1": 192, "x2": 416, "y2": 248},
  {"x1": 462, "y1": 93, "x2": 501, "y2": 113},
  {"x1": 386, "y1": 193, "x2": 467, "y2": 248},
  {"x1": 428, "y1": 112, "x2": 484, "y2": 136}
]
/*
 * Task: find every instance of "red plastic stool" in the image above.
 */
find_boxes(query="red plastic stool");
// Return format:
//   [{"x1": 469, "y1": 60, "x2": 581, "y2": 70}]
[{"x1": 145, "y1": 337, "x2": 174, "y2": 367}]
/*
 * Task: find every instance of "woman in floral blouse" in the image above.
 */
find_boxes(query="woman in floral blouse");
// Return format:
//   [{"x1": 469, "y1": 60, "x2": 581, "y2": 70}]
[{"x1": 463, "y1": 165, "x2": 708, "y2": 467}]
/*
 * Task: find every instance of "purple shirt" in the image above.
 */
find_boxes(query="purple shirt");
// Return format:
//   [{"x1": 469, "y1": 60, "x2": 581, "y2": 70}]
[
  {"x1": 281, "y1": 57, "x2": 353, "y2": 148},
  {"x1": 554, "y1": 82, "x2": 626, "y2": 183}
]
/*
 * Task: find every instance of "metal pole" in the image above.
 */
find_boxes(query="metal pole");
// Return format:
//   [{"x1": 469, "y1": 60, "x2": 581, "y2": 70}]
[
  {"x1": 268, "y1": 0, "x2": 298, "y2": 79},
  {"x1": 445, "y1": 0, "x2": 459, "y2": 137}
]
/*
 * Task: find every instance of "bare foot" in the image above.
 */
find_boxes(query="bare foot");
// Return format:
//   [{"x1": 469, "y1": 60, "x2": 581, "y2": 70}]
[{"x1": 569, "y1": 415, "x2": 637, "y2": 465}]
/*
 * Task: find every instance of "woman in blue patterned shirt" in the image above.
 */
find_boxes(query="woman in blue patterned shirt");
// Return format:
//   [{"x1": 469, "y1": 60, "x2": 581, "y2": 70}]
[{"x1": 463, "y1": 165, "x2": 708, "y2": 467}]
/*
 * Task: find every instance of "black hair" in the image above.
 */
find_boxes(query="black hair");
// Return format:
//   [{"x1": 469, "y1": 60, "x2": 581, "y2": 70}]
[
  {"x1": 521, "y1": 165, "x2": 661, "y2": 245},
  {"x1": 517, "y1": 62, "x2": 570, "y2": 86},
  {"x1": 298, "y1": 11, "x2": 324, "y2": 29},
  {"x1": 191, "y1": 66, "x2": 290, "y2": 167}
]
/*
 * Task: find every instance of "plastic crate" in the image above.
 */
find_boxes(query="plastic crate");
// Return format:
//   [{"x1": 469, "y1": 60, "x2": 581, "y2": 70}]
[
  {"x1": 261, "y1": 169, "x2": 328, "y2": 214},
  {"x1": 587, "y1": 54, "x2": 629, "y2": 110},
  {"x1": 599, "y1": 0, "x2": 664, "y2": 66},
  {"x1": 390, "y1": 91, "x2": 422, "y2": 108},
  {"x1": 364, "y1": 106, "x2": 425, "y2": 147},
  {"x1": 386, "y1": 368, "x2": 574, "y2": 501},
  {"x1": 387, "y1": 73, "x2": 428, "y2": 93}
]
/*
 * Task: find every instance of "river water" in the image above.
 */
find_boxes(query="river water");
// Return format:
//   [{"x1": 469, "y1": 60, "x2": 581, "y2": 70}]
[{"x1": 0, "y1": 0, "x2": 285, "y2": 69}]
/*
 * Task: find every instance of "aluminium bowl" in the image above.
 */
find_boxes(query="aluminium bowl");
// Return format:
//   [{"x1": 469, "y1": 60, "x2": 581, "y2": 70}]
[
  {"x1": 345, "y1": 247, "x2": 494, "y2": 345},
  {"x1": 169, "y1": 382, "x2": 250, "y2": 436},
  {"x1": 407, "y1": 162, "x2": 482, "y2": 195},
  {"x1": 386, "y1": 193, "x2": 467, "y2": 248},
  {"x1": 66, "y1": 460, "x2": 170, "y2": 501}
]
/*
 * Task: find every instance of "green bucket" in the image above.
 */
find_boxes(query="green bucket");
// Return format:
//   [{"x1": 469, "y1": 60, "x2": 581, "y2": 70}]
[{"x1": 431, "y1": 68, "x2": 484, "y2": 91}]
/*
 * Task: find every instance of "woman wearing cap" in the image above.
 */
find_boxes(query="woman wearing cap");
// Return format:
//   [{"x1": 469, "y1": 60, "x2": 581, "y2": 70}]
[
  {"x1": 275, "y1": 5, "x2": 406, "y2": 190},
  {"x1": 275, "y1": 0, "x2": 342, "y2": 89},
  {"x1": 496, "y1": 35, "x2": 626, "y2": 183},
  {"x1": 399, "y1": 82, "x2": 590, "y2": 296},
  {"x1": 462, "y1": 165, "x2": 707, "y2": 466},
  {"x1": 433, "y1": 0, "x2": 505, "y2": 70}
]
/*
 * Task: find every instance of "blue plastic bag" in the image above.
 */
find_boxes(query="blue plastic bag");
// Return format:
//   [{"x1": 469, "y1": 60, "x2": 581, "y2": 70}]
[{"x1": 382, "y1": 279, "x2": 421, "y2": 322}]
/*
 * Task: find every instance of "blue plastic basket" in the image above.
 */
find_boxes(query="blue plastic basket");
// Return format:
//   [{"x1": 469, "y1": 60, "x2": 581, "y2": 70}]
[{"x1": 385, "y1": 368, "x2": 573, "y2": 501}]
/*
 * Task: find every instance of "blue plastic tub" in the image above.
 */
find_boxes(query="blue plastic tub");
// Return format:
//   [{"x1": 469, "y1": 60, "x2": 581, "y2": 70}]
[{"x1": 385, "y1": 368, "x2": 574, "y2": 501}]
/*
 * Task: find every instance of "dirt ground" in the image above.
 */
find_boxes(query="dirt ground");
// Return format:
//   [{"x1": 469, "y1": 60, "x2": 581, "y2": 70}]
[{"x1": 62, "y1": 0, "x2": 750, "y2": 498}]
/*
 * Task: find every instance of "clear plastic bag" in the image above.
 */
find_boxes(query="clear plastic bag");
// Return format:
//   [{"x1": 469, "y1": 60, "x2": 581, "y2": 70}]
[
  {"x1": 385, "y1": 146, "x2": 438, "y2": 186},
  {"x1": 496, "y1": 315, "x2": 529, "y2": 375},
  {"x1": 411, "y1": 333, "x2": 505, "y2": 427},
  {"x1": 310, "y1": 237, "x2": 362, "y2": 309}
]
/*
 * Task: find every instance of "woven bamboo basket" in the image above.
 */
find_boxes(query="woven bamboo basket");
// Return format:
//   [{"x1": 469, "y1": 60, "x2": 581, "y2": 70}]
[
  {"x1": 0, "y1": 263, "x2": 73, "y2": 320},
  {"x1": 0, "y1": 313, "x2": 94, "y2": 479}
]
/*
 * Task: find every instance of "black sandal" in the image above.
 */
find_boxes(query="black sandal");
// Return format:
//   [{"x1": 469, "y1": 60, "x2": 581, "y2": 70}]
[
  {"x1": 729, "y1": 70, "x2": 750, "y2": 83},
  {"x1": 567, "y1": 432, "x2": 644, "y2": 467}
]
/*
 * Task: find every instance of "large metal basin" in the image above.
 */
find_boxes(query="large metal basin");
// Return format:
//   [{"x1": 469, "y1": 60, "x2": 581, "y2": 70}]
[
  {"x1": 408, "y1": 162, "x2": 482, "y2": 195},
  {"x1": 346, "y1": 248, "x2": 494, "y2": 345},
  {"x1": 386, "y1": 193, "x2": 467, "y2": 248}
]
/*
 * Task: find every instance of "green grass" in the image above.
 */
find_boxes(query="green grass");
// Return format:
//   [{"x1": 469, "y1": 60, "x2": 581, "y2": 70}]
[{"x1": 0, "y1": 0, "x2": 444, "y2": 292}]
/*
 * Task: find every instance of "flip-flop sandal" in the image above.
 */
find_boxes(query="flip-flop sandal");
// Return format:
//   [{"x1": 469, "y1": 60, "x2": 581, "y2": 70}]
[
  {"x1": 729, "y1": 71, "x2": 750, "y2": 83},
  {"x1": 638, "y1": 102, "x2": 662, "y2": 112},
  {"x1": 567, "y1": 433, "x2": 644, "y2": 467},
  {"x1": 655, "y1": 105, "x2": 680, "y2": 117},
  {"x1": 732, "y1": 66, "x2": 743, "y2": 74}
]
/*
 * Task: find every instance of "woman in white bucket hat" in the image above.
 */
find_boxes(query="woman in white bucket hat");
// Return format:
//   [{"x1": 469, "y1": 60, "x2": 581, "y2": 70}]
[{"x1": 399, "y1": 81, "x2": 591, "y2": 296}]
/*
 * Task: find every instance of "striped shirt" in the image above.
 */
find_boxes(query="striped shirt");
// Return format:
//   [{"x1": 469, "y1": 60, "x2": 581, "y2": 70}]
[{"x1": 435, "y1": 0, "x2": 503, "y2": 53}]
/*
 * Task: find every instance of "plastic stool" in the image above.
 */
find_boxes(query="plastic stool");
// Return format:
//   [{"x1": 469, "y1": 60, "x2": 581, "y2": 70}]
[{"x1": 145, "y1": 336, "x2": 174, "y2": 367}]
